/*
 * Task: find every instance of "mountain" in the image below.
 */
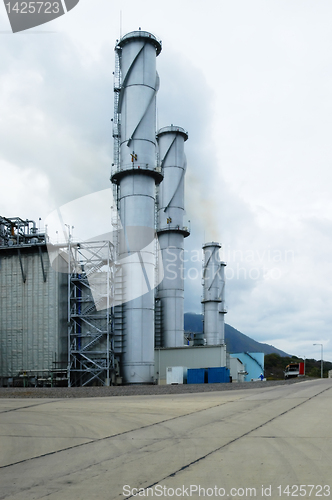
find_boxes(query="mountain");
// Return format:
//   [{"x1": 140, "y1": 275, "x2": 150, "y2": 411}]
[{"x1": 184, "y1": 313, "x2": 290, "y2": 357}]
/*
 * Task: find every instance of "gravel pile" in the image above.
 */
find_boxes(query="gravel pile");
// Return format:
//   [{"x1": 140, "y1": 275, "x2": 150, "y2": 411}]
[{"x1": 0, "y1": 379, "x2": 305, "y2": 399}]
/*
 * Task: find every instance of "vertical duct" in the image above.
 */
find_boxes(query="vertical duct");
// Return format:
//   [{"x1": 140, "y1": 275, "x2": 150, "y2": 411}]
[
  {"x1": 111, "y1": 30, "x2": 162, "y2": 384},
  {"x1": 156, "y1": 126, "x2": 189, "y2": 347},
  {"x1": 202, "y1": 242, "x2": 226, "y2": 345}
]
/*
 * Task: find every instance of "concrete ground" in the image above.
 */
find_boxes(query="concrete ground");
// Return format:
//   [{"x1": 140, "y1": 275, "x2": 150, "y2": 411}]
[{"x1": 0, "y1": 378, "x2": 331, "y2": 500}]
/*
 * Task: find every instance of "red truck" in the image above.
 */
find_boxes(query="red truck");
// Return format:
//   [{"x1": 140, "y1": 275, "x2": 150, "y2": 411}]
[{"x1": 284, "y1": 362, "x2": 305, "y2": 379}]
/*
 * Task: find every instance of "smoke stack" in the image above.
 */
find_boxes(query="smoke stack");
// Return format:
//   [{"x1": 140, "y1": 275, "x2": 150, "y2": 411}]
[
  {"x1": 156, "y1": 126, "x2": 189, "y2": 347},
  {"x1": 111, "y1": 30, "x2": 162, "y2": 384},
  {"x1": 202, "y1": 242, "x2": 226, "y2": 345}
]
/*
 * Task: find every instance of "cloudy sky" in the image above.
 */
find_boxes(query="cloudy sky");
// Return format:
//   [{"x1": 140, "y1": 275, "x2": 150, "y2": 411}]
[{"x1": 1, "y1": 0, "x2": 332, "y2": 362}]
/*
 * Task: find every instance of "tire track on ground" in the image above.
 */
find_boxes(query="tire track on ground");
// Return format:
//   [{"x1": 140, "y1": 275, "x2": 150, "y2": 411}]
[
  {"x1": 124, "y1": 383, "x2": 332, "y2": 499},
  {"x1": 0, "y1": 390, "x2": 264, "y2": 469}
]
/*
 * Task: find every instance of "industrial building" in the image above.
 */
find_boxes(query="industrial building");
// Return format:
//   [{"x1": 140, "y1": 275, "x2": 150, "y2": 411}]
[
  {"x1": 0, "y1": 217, "x2": 67, "y2": 384},
  {"x1": 0, "y1": 29, "x2": 233, "y2": 387}
]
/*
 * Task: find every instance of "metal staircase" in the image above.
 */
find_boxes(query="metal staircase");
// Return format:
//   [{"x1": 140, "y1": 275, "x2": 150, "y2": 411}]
[{"x1": 67, "y1": 241, "x2": 116, "y2": 386}]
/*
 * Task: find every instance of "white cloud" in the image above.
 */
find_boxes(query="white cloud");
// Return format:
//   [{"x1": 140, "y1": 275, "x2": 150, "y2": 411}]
[
  {"x1": 1, "y1": 0, "x2": 332, "y2": 361},
  {"x1": 0, "y1": 31, "x2": 113, "y2": 222},
  {"x1": 0, "y1": 159, "x2": 51, "y2": 216}
]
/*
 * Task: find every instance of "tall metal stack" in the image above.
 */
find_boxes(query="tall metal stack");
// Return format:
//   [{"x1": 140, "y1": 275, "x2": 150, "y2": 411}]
[
  {"x1": 202, "y1": 242, "x2": 227, "y2": 345},
  {"x1": 111, "y1": 30, "x2": 163, "y2": 384},
  {"x1": 156, "y1": 126, "x2": 189, "y2": 347}
]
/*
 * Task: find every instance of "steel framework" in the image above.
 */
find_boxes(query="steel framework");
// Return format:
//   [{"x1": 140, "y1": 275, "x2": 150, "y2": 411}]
[{"x1": 67, "y1": 240, "x2": 116, "y2": 386}]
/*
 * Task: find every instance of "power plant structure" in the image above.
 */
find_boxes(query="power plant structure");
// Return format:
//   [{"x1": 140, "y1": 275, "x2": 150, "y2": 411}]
[
  {"x1": 202, "y1": 242, "x2": 227, "y2": 346},
  {"x1": 111, "y1": 30, "x2": 163, "y2": 384},
  {"x1": 0, "y1": 217, "x2": 68, "y2": 383},
  {"x1": 0, "y1": 29, "x2": 228, "y2": 387},
  {"x1": 156, "y1": 126, "x2": 190, "y2": 349}
]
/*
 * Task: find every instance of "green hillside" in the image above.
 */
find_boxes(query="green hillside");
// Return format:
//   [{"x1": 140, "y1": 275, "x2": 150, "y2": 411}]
[{"x1": 184, "y1": 312, "x2": 289, "y2": 357}]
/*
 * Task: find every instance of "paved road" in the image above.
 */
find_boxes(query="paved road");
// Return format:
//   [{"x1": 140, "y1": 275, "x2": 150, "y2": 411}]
[{"x1": 0, "y1": 379, "x2": 331, "y2": 499}]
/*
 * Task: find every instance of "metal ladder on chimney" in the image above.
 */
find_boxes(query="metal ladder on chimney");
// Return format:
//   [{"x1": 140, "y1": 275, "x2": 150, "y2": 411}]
[
  {"x1": 154, "y1": 150, "x2": 162, "y2": 347},
  {"x1": 113, "y1": 263, "x2": 124, "y2": 354},
  {"x1": 113, "y1": 46, "x2": 121, "y2": 177},
  {"x1": 111, "y1": 45, "x2": 124, "y2": 357}
]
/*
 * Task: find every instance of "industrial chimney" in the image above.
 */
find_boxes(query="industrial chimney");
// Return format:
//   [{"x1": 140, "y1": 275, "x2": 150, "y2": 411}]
[
  {"x1": 202, "y1": 242, "x2": 226, "y2": 345},
  {"x1": 156, "y1": 126, "x2": 189, "y2": 347},
  {"x1": 111, "y1": 30, "x2": 162, "y2": 383}
]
